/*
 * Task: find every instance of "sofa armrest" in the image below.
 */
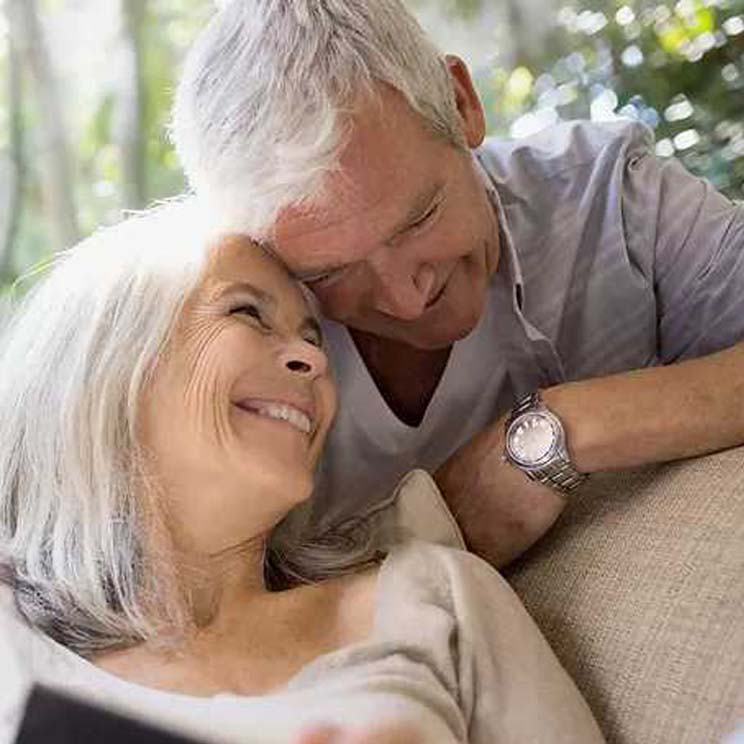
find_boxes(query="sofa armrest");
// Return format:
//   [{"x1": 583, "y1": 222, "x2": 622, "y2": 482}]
[{"x1": 505, "y1": 446, "x2": 744, "y2": 744}]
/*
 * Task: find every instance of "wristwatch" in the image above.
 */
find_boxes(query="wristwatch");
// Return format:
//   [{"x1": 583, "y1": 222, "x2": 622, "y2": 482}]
[{"x1": 504, "y1": 391, "x2": 587, "y2": 495}]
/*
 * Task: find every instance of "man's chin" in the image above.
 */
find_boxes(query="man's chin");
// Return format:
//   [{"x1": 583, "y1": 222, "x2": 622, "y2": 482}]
[
  {"x1": 410, "y1": 297, "x2": 485, "y2": 349},
  {"x1": 405, "y1": 327, "x2": 474, "y2": 350},
  {"x1": 384, "y1": 316, "x2": 479, "y2": 351},
  {"x1": 344, "y1": 297, "x2": 484, "y2": 351}
]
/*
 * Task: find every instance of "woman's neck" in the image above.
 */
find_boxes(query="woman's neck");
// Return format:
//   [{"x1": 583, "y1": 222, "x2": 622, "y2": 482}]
[{"x1": 178, "y1": 538, "x2": 269, "y2": 629}]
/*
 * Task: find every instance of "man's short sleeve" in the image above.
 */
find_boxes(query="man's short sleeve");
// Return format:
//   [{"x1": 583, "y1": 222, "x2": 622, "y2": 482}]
[{"x1": 621, "y1": 129, "x2": 744, "y2": 362}]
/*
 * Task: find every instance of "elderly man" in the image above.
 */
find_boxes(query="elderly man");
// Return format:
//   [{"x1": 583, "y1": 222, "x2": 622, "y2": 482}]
[{"x1": 172, "y1": 0, "x2": 744, "y2": 568}]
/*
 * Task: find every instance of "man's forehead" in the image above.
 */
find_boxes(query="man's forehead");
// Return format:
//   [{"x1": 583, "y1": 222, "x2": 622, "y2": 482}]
[
  {"x1": 270, "y1": 178, "x2": 425, "y2": 270},
  {"x1": 273, "y1": 177, "x2": 389, "y2": 244},
  {"x1": 271, "y1": 87, "x2": 442, "y2": 260}
]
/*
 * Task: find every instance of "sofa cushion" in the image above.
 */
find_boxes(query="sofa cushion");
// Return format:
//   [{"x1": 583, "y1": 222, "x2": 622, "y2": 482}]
[{"x1": 505, "y1": 446, "x2": 744, "y2": 744}]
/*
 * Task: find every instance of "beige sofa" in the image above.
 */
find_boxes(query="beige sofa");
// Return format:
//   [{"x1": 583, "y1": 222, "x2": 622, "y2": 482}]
[{"x1": 504, "y1": 446, "x2": 744, "y2": 744}]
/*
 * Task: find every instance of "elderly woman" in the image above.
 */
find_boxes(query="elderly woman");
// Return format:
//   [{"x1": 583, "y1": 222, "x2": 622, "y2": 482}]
[{"x1": 0, "y1": 200, "x2": 604, "y2": 744}]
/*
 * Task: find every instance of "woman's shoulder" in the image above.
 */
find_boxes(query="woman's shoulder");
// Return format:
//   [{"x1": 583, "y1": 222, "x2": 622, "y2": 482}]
[
  {"x1": 324, "y1": 564, "x2": 380, "y2": 648},
  {"x1": 372, "y1": 538, "x2": 502, "y2": 624},
  {"x1": 391, "y1": 469, "x2": 466, "y2": 550},
  {"x1": 329, "y1": 540, "x2": 478, "y2": 645},
  {"x1": 388, "y1": 538, "x2": 496, "y2": 580},
  {"x1": 386, "y1": 468, "x2": 509, "y2": 605}
]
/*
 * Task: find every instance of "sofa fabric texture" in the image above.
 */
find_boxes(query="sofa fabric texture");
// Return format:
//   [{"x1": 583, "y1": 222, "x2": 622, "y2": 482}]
[{"x1": 505, "y1": 446, "x2": 744, "y2": 744}]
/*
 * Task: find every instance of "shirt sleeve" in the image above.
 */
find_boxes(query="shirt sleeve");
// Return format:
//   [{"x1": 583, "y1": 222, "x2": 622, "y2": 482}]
[
  {"x1": 438, "y1": 547, "x2": 606, "y2": 744},
  {"x1": 621, "y1": 126, "x2": 744, "y2": 362}
]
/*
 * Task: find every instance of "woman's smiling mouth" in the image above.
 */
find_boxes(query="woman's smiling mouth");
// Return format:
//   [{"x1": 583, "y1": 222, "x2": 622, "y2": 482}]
[{"x1": 235, "y1": 399, "x2": 314, "y2": 435}]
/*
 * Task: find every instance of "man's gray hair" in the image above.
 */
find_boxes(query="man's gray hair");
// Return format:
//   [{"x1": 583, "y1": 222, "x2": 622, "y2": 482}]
[
  {"x1": 0, "y1": 199, "x2": 379, "y2": 657},
  {"x1": 171, "y1": 0, "x2": 466, "y2": 237}
]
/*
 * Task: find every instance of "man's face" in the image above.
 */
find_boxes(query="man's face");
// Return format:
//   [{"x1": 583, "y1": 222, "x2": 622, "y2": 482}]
[{"x1": 271, "y1": 83, "x2": 500, "y2": 351}]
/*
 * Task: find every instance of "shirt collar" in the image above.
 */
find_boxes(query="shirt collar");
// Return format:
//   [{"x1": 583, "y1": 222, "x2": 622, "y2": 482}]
[{"x1": 472, "y1": 150, "x2": 525, "y2": 310}]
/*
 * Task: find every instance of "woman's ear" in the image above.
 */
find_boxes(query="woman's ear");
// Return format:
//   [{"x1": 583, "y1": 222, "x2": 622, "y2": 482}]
[{"x1": 445, "y1": 55, "x2": 487, "y2": 149}]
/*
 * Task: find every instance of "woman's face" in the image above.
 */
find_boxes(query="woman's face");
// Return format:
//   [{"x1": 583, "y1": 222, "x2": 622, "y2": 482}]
[{"x1": 140, "y1": 237, "x2": 337, "y2": 555}]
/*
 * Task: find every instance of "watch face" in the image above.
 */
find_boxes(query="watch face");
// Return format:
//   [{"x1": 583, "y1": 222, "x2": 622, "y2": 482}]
[{"x1": 507, "y1": 412, "x2": 559, "y2": 467}]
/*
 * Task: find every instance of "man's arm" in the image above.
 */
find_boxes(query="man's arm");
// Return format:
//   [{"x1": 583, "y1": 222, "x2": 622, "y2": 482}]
[
  {"x1": 436, "y1": 123, "x2": 744, "y2": 569},
  {"x1": 434, "y1": 341, "x2": 744, "y2": 568}
]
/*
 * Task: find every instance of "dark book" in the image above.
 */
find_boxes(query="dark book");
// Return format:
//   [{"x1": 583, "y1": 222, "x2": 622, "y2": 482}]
[{"x1": 15, "y1": 685, "x2": 205, "y2": 744}]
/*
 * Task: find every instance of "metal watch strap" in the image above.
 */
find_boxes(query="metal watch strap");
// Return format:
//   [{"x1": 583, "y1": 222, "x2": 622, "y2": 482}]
[
  {"x1": 507, "y1": 391, "x2": 587, "y2": 495},
  {"x1": 529, "y1": 459, "x2": 586, "y2": 494},
  {"x1": 506, "y1": 391, "x2": 541, "y2": 426}
]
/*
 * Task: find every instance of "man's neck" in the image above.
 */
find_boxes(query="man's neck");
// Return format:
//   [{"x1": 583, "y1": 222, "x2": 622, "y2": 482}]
[{"x1": 350, "y1": 329, "x2": 452, "y2": 427}]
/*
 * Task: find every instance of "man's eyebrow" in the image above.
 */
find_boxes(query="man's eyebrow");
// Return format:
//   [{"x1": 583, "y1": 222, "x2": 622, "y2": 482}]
[
  {"x1": 278, "y1": 184, "x2": 444, "y2": 280},
  {"x1": 255, "y1": 240, "x2": 341, "y2": 282},
  {"x1": 291, "y1": 262, "x2": 347, "y2": 281},
  {"x1": 384, "y1": 182, "x2": 444, "y2": 244},
  {"x1": 274, "y1": 183, "x2": 444, "y2": 282}
]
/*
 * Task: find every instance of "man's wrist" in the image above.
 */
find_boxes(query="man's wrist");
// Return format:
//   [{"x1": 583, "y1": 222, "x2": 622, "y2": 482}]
[
  {"x1": 539, "y1": 384, "x2": 596, "y2": 472},
  {"x1": 503, "y1": 389, "x2": 588, "y2": 496}
]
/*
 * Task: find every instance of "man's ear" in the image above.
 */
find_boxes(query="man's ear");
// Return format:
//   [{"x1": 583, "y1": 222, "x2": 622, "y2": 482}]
[{"x1": 445, "y1": 55, "x2": 486, "y2": 149}]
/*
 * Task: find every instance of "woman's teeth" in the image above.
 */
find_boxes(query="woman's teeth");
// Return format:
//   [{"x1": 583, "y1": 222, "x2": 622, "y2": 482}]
[{"x1": 243, "y1": 402, "x2": 312, "y2": 434}]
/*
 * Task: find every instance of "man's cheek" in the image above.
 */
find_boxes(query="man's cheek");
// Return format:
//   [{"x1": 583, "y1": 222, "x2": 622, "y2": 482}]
[{"x1": 315, "y1": 285, "x2": 364, "y2": 322}]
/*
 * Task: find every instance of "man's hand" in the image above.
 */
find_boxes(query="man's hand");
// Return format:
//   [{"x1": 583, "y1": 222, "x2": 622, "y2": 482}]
[{"x1": 435, "y1": 341, "x2": 744, "y2": 569}]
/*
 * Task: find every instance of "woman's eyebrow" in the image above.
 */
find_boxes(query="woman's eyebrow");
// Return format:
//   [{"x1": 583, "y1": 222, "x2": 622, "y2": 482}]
[
  {"x1": 217, "y1": 282, "x2": 321, "y2": 339},
  {"x1": 217, "y1": 281, "x2": 277, "y2": 308}
]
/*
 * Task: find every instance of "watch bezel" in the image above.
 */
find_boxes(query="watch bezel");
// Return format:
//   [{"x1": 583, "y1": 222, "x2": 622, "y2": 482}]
[{"x1": 505, "y1": 409, "x2": 565, "y2": 470}]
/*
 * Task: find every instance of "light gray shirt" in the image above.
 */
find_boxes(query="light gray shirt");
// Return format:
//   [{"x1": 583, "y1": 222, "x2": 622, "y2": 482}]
[{"x1": 313, "y1": 120, "x2": 744, "y2": 530}]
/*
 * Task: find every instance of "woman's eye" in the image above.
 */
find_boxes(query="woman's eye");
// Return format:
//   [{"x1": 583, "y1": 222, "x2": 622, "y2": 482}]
[{"x1": 232, "y1": 304, "x2": 266, "y2": 324}]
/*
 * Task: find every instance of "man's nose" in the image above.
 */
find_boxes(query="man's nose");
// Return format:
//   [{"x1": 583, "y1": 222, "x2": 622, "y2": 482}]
[
  {"x1": 278, "y1": 341, "x2": 329, "y2": 379},
  {"x1": 370, "y1": 261, "x2": 437, "y2": 321}
]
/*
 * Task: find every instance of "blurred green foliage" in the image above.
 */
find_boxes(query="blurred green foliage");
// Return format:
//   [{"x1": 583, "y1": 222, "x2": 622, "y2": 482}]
[
  {"x1": 1, "y1": 0, "x2": 214, "y2": 290},
  {"x1": 75, "y1": 0, "x2": 213, "y2": 236},
  {"x1": 478, "y1": 0, "x2": 744, "y2": 198},
  {"x1": 1, "y1": 0, "x2": 742, "y2": 294}
]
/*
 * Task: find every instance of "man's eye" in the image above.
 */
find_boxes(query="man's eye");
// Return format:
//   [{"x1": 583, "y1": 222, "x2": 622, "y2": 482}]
[
  {"x1": 302, "y1": 267, "x2": 346, "y2": 287},
  {"x1": 304, "y1": 273, "x2": 332, "y2": 285},
  {"x1": 409, "y1": 202, "x2": 440, "y2": 231}
]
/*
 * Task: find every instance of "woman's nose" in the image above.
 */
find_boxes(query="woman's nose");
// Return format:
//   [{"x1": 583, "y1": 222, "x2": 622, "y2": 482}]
[{"x1": 278, "y1": 341, "x2": 329, "y2": 378}]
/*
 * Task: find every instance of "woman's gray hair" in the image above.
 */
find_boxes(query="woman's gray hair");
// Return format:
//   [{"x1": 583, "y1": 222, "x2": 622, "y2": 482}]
[
  {"x1": 171, "y1": 0, "x2": 467, "y2": 237},
  {"x1": 0, "y1": 198, "x2": 381, "y2": 657}
]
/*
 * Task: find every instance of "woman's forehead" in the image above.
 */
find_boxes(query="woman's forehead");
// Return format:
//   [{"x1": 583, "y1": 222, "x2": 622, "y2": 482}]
[
  {"x1": 200, "y1": 235, "x2": 312, "y2": 312},
  {"x1": 204, "y1": 235, "x2": 281, "y2": 283}
]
